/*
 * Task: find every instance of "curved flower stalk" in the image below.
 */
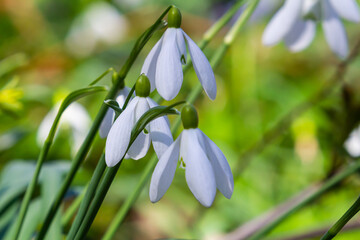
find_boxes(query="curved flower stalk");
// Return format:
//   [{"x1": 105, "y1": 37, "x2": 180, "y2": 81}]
[
  {"x1": 105, "y1": 75, "x2": 173, "y2": 167},
  {"x1": 99, "y1": 86, "x2": 131, "y2": 138},
  {"x1": 262, "y1": 0, "x2": 360, "y2": 58},
  {"x1": 37, "y1": 102, "x2": 91, "y2": 156},
  {"x1": 150, "y1": 104, "x2": 233, "y2": 207},
  {"x1": 141, "y1": 6, "x2": 216, "y2": 101}
]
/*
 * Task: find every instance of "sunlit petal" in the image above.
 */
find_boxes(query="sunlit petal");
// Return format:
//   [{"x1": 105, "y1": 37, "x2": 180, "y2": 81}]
[
  {"x1": 197, "y1": 129, "x2": 234, "y2": 199},
  {"x1": 155, "y1": 28, "x2": 183, "y2": 101},
  {"x1": 176, "y1": 28, "x2": 187, "y2": 64},
  {"x1": 182, "y1": 129, "x2": 216, "y2": 207},
  {"x1": 262, "y1": 0, "x2": 302, "y2": 46},
  {"x1": 149, "y1": 136, "x2": 181, "y2": 203},
  {"x1": 105, "y1": 97, "x2": 139, "y2": 167},
  {"x1": 329, "y1": 0, "x2": 360, "y2": 22}
]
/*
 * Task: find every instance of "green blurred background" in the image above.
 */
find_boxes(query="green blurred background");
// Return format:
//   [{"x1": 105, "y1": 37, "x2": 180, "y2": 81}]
[{"x1": 1, "y1": 0, "x2": 360, "y2": 239}]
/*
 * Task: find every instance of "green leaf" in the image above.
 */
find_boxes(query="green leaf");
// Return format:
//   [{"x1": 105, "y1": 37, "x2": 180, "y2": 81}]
[
  {"x1": 0, "y1": 53, "x2": 28, "y2": 78},
  {"x1": 130, "y1": 101, "x2": 185, "y2": 144},
  {"x1": 104, "y1": 100, "x2": 122, "y2": 114}
]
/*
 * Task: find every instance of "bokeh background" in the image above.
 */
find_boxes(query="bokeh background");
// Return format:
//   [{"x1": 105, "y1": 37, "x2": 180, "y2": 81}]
[{"x1": 1, "y1": 0, "x2": 360, "y2": 239}]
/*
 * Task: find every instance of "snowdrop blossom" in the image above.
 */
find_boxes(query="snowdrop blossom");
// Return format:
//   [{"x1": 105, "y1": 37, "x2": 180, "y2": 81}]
[
  {"x1": 99, "y1": 86, "x2": 131, "y2": 138},
  {"x1": 37, "y1": 102, "x2": 91, "y2": 156},
  {"x1": 105, "y1": 75, "x2": 173, "y2": 167},
  {"x1": 344, "y1": 127, "x2": 360, "y2": 157},
  {"x1": 150, "y1": 104, "x2": 233, "y2": 207},
  {"x1": 141, "y1": 6, "x2": 216, "y2": 101},
  {"x1": 262, "y1": 0, "x2": 360, "y2": 58}
]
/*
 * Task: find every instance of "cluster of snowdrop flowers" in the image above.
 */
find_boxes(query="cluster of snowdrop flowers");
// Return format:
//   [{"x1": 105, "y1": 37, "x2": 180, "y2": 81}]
[
  {"x1": 103, "y1": 6, "x2": 233, "y2": 206},
  {"x1": 141, "y1": 7, "x2": 216, "y2": 101},
  {"x1": 262, "y1": 0, "x2": 360, "y2": 58}
]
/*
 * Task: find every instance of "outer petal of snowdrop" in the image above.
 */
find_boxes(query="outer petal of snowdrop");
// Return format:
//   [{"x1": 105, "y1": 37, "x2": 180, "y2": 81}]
[
  {"x1": 150, "y1": 136, "x2": 181, "y2": 202},
  {"x1": 176, "y1": 29, "x2": 187, "y2": 64},
  {"x1": 182, "y1": 30, "x2": 217, "y2": 100},
  {"x1": 284, "y1": 20, "x2": 316, "y2": 52},
  {"x1": 155, "y1": 28, "x2": 183, "y2": 101},
  {"x1": 329, "y1": 0, "x2": 360, "y2": 22},
  {"x1": 126, "y1": 97, "x2": 151, "y2": 160},
  {"x1": 181, "y1": 129, "x2": 216, "y2": 207},
  {"x1": 344, "y1": 128, "x2": 360, "y2": 157},
  {"x1": 262, "y1": 0, "x2": 302, "y2": 46},
  {"x1": 197, "y1": 129, "x2": 234, "y2": 199},
  {"x1": 141, "y1": 37, "x2": 163, "y2": 91},
  {"x1": 146, "y1": 98, "x2": 173, "y2": 158},
  {"x1": 322, "y1": 1, "x2": 348, "y2": 58},
  {"x1": 105, "y1": 98, "x2": 139, "y2": 167}
]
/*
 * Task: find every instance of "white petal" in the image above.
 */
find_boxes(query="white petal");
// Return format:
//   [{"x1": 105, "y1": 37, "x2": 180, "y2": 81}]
[
  {"x1": 181, "y1": 129, "x2": 216, "y2": 207},
  {"x1": 99, "y1": 87, "x2": 131, "y2": 139},
  {"x1": 149, "y1": 135, "x2": 181, "y2": 203},
  {"x1": 116, "y1": 86, "x2": 131, "y2": 108},
  {"x1": 146, "y1": 98, "x2": 173, "y2": 158},
  {"x1": 284, "y1": 20, "x2": 316, "y2": 52},
  {"x1": 99, "y1": 108, "x2": 115, "y2": 138},
  {"x1": 105, "y1": 97, "x2": 139, "y2": 167},
  {"x1": 141, "y1": 36, "x2": 164, "y2": 92},
  {"x1": 262, "y1": 0, "x2": 302, "y2": 46},
  {"x1": 197, "y1": 129, "x2": 234, "y2": 199},
  {"x1": 126, "y1": 97, "x2": 151, "y2": 160},
  {"x1": 344, "y1": 128, "x2": 360, "y2": 157},
  {"x1": 176, "y1": 28, "x2": 187, "y2": 64},
  {"x1": 329, "y1": 0, "x2": 360, "y2": 22},
  {"x1": 322, "y1": 1, "x2": 349, "y2": 58},
  {"x1": 182, "y1": 30, "x2": 217, "y2": 100},
  {"x1": 155, "y1": 28, "x2": 183, "y2": 101}
]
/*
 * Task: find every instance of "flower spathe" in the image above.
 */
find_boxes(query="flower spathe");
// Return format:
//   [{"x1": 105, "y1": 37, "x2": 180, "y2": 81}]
[
  {"x1": 150, "y1": 104, "x2": 233, "y2": 207},
  {"x1": 262, "y1": 0, "x2": 360, "y2": 58},
  {"x1": 105, "y1": 96, "x2": 173, "y2": 167},
  {"x1": 99, "y1": 87, "x2": 131, "y2": 138},
  {"x1": 141, "y1": 8, "x2": 216, "y2": 101}
]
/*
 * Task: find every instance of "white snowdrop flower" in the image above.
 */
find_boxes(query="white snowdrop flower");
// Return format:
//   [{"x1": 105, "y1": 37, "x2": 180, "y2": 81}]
[
  {"x1": 141, "y1": 6, "x2": 216, "y2": 101},
  {"x1": 99, "y1": 86, "x2": 131, "y2": 138},
  {"x1": 344, "y1": 127, "x2": 360, "y2": 157},
  {"x1": 262, "y1": 0, "x2": 360, "y2": 58},
  {"x1": 37, "y1": 102, "x2": 91, "y2": 156},
  {"x1": 150, "y1": 104, "x2": 233, "y2": 207},
  {"x1": 66, "y1": 2, "x2": 128, "y2": 58},
  {"x1": 105, "y1": 75, "x2": 173, "y2": 167}
]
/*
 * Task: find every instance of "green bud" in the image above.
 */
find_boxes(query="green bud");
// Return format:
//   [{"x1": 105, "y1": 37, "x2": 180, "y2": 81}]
[
  {"x1": 167, "y1": 6, "x2": 182, "y2": 28},
  {"x1": 181, "y1": 104, "x2": 198, "y2": 129},
  {"x1": 135, "y1": 74, "x2": 150, "y2": 97}
]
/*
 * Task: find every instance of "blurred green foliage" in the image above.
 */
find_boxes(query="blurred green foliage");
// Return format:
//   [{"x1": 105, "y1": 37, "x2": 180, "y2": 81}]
[{"x1": 1, "y1": 0, "x2": 360, "y2": 239}]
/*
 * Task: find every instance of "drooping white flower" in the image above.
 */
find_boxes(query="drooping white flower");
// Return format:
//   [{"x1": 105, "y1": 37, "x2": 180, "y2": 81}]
[
  {"x1": 105, "y1": 75, "x2": 173, "y2": 167},
  {"x1": 37, "y1": 102, "x2": 91, "y2": 156},
  {"x1": 141, "y1": 6, "x2": 216, "y2": 101},
  {"x1": 99, "y1": 86, "x2": 131, "y2": 138},
  {"x1": 262, "y1": 0, "x2": 360, "y2": 58},
  {"x1": 150, "y1": 104, "x2": 233, "y2": 207},
  {"x1": 344, "y1": 127, "x2": 360, "y2": 157}
]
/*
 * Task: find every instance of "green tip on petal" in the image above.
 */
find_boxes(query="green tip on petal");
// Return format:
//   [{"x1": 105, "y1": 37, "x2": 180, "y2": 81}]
[
  {"x1": 181, "y1": 104, "x2": 198, "y2": 129},
  {"x1": 167, "y1": 6, "x2": 182, "y2": 28},
  {"x1": 135, "y1": 74, "x2": 150, "y2": 97}
]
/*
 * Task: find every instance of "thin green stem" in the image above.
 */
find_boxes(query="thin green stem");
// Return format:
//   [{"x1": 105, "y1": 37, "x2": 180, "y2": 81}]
[
  {"x1": 66, "y1": 155, "x2": 107, "y2": 240},
  {"x1": 13, "y1": 86, "x2": 107, "y2": 240},
  {"x1": 102, "y1": 2, "x2": 260, "y2": 239},
  {"x1": 321, "y1": 195, "x2": 360, "y2": 240},
  {"x1": 36, "y1": 7, "x2": 170, "y2": 240},
  {"x1": 249, "y1": 161, "x2": 360, "y2": 240},
  {"x1": 61, "y1": 185, "x2": 88, "y2": 227}
]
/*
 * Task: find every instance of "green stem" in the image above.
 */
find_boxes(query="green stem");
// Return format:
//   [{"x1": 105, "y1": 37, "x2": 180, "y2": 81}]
[
  {"x1": 36, "y1": 6, "x2": 170, "y2": 240},
  {"x1": 249, "y1": 161, "x2": 360, "y2": 240},
  {"x1": 103, "y1": 2, "x2": 260, "y2": 239},
  {"x1": 321, "y1": 195, "x2": 360, "y2": 240},
  {"x1": 66, "y1": 155, "x2": 107, "y2": 240},
  {"x1": 13, "y1": 86, "x2": 107, "y2": 240},
  {"x1": 61, "y1": 185, "x2": 88, "y2": 227}
]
